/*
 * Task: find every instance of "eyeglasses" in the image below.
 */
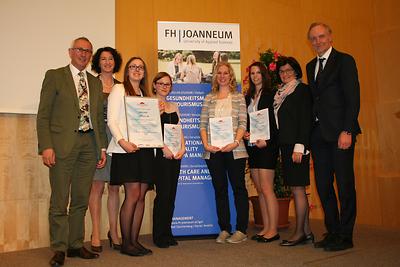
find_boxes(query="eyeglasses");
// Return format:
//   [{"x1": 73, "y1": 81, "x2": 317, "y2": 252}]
[
  {"x1": 128, "y1": 65, "x2": 145, "y2": 71},
  {"x1": 278, "y1": 69, "x2": 294, "y2": 75},
  {"x1": 156, "y1": 82, "x2": 172, "y2": 88},
  {"x1": 70, "y1": 47, "x2": 93, "y2": 54}
]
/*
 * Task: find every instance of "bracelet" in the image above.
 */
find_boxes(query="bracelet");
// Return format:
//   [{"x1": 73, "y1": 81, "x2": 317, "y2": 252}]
[{"x1": 234, "y1": 139, "x2": 240, "y2": 146}]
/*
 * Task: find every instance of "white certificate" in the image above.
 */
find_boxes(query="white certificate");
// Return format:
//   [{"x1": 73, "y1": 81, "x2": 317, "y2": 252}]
[
  {"x1": 249, "y1": 108, "x2": 270, "y2": 143},
  {"x1": 124, "y1": 96, "x2": 163, "y2": 148},
  {"x1": 164, "y1": 123, "x2": 182, "y2": 155},
  {"x1": 209, "y1": 116, "x2": 234, "y2": 147}
]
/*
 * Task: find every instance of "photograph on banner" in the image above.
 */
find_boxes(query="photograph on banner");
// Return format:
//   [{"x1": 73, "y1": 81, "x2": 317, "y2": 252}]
[
  {"x1": 158, "y1": 50, "x2": 241, "y2": 83},
  {"x1": 158, "y1": 21, "x2": 241, "y2": 237}
]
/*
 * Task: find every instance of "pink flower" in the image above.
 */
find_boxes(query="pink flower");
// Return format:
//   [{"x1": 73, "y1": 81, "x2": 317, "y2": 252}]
[
  {"x1": 274, "y1": 52, "x2": 280, "y2": 61},
  {"x1": 269, "y1": 62, "x2": 276, "y2": 72}
]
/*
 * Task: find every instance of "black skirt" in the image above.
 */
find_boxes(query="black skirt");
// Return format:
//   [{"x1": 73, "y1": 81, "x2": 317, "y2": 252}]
[
  {"x1": 110, "y1": 148, "x2": 155, "y2": 185},
  {"x1": 280, "y1": 144, "x2": 310, "y2": 186},
  {"x1": 246, "y1": 140, "x2": 279, "y2": 169}
]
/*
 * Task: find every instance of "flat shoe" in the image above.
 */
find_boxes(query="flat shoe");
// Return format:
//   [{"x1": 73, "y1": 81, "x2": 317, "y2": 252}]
[
  {"x1": 257, "y1": 234, "x2": 280, "y2": 243},
  {"x1": 280, "y1": 235, "x2": 307, "y2": 246},
  {"x1": 251, "y1": 234, "x2": 263, "y2": 241}
]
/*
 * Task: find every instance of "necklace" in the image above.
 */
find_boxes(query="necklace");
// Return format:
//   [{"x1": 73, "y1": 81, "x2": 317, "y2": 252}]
[{"x1": 99, "y1": 75, "x2": 114, "y2": 93}]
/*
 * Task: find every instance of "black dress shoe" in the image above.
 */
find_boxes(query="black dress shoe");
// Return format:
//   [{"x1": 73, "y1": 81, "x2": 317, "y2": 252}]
[
  {"x1": 120, "y1": 246, "x2": 145, "y2": 256},
  {"x1": 324, "y1": 236, "x2": 353, "y2": 251},
  {"x1": 257, "y1": 234, "x2": 280, "y2": 243},
  {"x1": 134, "y1": 242, "x2": 153, "y2": 255},
  {"x1": 67, "y1": 246, "x2": 99, "y2": 259},
  {"x1": 280, "y1": 235, "x2": 307, "y2": 246},
  {"x1": 251, "y1": 234, "x2": 263, "y2": 241},
  {"x1": 314, "y1": 233, "x2": 336, "y2": 248},
  {"x1": 49, "y1": 251, "x2": 65, "y2": 266}
]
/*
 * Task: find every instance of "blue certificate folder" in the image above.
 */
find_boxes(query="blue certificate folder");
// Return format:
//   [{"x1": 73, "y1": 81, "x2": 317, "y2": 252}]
[{"x1": 168, "y1": 83, "x2": 240, "y2": 237}]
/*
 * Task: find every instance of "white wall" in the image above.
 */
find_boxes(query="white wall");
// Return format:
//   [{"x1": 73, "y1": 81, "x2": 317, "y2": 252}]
[{"x1": 0, "y1": 0, "x2": 115, "y2": 114}]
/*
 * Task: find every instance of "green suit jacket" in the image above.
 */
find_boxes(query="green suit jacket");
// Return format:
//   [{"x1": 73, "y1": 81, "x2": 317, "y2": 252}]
[{"x1": 37, "y1": 65, "x2": 107, "y2": 159}]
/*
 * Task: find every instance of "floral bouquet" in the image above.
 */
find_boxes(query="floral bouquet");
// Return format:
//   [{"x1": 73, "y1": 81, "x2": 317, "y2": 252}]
[{"x1": 259, "y1": 48, "x2": 283, "y2": 89}]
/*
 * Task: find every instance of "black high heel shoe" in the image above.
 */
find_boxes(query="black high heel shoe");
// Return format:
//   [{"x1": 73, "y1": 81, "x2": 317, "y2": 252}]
[
  {"x1": 108, "y1": 231, "x2": 122, "y2": 250},
  {"x1": 305, "y1": 232, "x2": 315, "y2": 244},
  {"x1": 90, "y1": 235, "x2": 102, "y2": 252}
]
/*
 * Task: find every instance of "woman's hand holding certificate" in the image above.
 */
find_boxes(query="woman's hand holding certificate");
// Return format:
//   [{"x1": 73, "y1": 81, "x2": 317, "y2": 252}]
[
  {"x1": 249, "y1": 108, "x2": 270, "y2": 144},
  {"x1": 125, "y1": 97, "x2": 164, "y2": 148},
  {"x1": 163, "y1": 124, "x2": 182, "y2": 157},
  {"x1": 209, "y1": 116, "x2": 234, "y2": 148}
]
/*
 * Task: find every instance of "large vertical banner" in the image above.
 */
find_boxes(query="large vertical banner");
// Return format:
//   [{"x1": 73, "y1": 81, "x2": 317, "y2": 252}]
[{"x1": 157, "y1": 21, "x2": 241, "y2": 236}]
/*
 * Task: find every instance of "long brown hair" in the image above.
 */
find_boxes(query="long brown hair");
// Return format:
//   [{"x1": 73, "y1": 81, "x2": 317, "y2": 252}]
[
  {"x1": 245, "y1": 61, "x2": 272, "y2": 99},
  {"x1": 123, "y1": 57, "x2": 149, "y2": 96}
]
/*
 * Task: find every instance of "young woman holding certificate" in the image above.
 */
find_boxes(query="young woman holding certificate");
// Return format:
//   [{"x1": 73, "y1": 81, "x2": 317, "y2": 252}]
[
  {"x1": 244, "y1": 62, "x2": 280, "y2": 243},
  {"x1": 200, "y1": 62, "x2": 249, "y2": 244},
  {"x1": 151, "y1": 72, "x2": 186, "y2": 248},
  {"x1": 107, "y1": 57, "x2": 154, "y2": 256},
  {"x1": 273, "y1": 56, "x2": 313, "y2": 246}
]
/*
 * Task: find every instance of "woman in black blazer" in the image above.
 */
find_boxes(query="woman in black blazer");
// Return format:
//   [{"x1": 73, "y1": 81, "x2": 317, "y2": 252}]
[
  {"x1": 273, "y1": 57, "x2": 313, "y2": 246},
  {"x1": 244, "y1": 62, "x2": 280, "y2": 242}
]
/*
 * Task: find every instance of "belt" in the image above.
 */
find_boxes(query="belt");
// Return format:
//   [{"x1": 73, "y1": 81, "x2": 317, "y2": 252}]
[{"x1": 78, "y1": 129, "x2": 93, "y2": 133}]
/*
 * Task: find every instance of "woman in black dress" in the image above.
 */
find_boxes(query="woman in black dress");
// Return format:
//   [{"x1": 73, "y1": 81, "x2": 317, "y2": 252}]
[
  {"x1": 107, "y1": 57, "x2": 154, "y2": 256},
  {"x1": 244, "y1": 62, "x2": 280, "y2": 242},
  {"x1": 152, "y1": 72, "x2": 186, "y2": 248},
  {"x1": 273, "y1": 57, "x2": 313, "y2": 246}
]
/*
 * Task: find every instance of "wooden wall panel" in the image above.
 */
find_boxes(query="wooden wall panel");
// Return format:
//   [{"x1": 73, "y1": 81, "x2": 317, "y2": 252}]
[{"x1": 1, "y1": 0, "x2": 399, "y2": 253}]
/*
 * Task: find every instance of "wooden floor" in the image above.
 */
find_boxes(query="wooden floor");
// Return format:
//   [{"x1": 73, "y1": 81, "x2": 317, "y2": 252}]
[{"x1": 1, "y1": 219, "x2": 399, "y2": 267}]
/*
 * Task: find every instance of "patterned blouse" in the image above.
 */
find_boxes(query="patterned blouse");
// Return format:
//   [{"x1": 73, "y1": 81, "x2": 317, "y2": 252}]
[{"x1": 200, "y1": 91, "x2": 248, "y2": 160}]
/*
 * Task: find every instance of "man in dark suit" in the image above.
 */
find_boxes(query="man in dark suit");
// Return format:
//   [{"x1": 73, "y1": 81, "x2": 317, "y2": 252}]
[
  {"x1": 306, "y1": 23, "x2": 361, "y2": 252},
  {"x1": 37, "y1": 37, "x2": 107, "y2": 266}
]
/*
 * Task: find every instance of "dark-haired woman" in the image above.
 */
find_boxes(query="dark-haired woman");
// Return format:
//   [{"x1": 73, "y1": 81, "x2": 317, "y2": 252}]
[
  {"x1": 89, "y1": 47, "x2": 122, "y2": 252},
  {"x1": 152, "y1": 72, "x2": 186, "y2": 248},
  {"x1": 273, "y1": 56, "x2": 313, "y2": 246},
  {"x1": 244, "y1": 62, "x2": 280, "y2": 243},
  {"x1": 107, "y1": 57, "x2": 154, "y2": 256}
]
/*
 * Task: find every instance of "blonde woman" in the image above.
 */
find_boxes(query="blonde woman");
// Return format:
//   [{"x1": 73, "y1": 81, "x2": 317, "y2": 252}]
[
  {"x1": 200, "y1": 62, "x2": 249, "y2": 244},
  {"x1": 182, "y1": 54, "x2": 202, "y2": 83}
]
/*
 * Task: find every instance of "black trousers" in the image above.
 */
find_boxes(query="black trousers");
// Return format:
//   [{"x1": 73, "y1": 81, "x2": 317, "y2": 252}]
[
  {"x1": 206, "y1": 152, "x2": 248, "y2": 233},
  {"x1": 311, "y1": 125, "x2": 357, "y2": 237},
  {"x1": 152, "y1": 151, "x2": 181, "y2": 243}
]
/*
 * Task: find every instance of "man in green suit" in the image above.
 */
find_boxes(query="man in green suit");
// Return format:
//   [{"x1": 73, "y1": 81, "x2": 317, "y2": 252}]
[{"x1": 37, "y1": 37, "x2": 107, "y2": 266}]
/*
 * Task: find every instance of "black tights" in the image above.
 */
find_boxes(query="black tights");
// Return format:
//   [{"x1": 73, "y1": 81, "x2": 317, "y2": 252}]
[
  {"x1": 289, "y1": 186, "x2": 311, "y2": 240},
  {"x1": 120, "y1": 182, "x2": 148, "y2": 251}
]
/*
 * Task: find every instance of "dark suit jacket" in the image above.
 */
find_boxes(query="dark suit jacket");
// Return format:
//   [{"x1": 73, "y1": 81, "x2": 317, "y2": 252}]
[
  {"x1": 276, "y1": 83, "x2": 313, "y2": 151},
  {"x1": 306, "y1": 48, "x2": 361, "y2": 142},
  {"x1": 245, "y1": 88, "x2": 278, "y2": 143},
  {"x1": 37, "y1": 65, "x2": 107, "y2": 159}
]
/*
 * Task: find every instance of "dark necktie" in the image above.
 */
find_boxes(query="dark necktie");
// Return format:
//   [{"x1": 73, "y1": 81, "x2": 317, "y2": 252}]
[
  {"x1": 316, "y1": 57, "x2": 325, "y2": 82},
  {"x1": 78, "y1": 72, "x2": 90, "y2": 131}
]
